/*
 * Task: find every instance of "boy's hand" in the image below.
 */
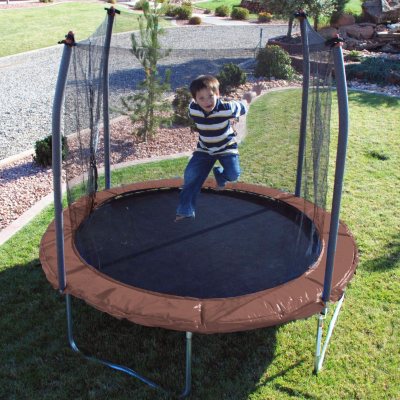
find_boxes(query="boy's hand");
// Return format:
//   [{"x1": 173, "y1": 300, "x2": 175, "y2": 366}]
[{"x1": 242, "y1": 91, "x2": 256, "y2": 104}]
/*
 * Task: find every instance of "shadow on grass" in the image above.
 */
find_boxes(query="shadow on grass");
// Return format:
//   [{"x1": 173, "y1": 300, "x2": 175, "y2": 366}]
[
  {"x1": 272, "y1": 382, "x2": 319, "y2": 400},
  {"x1": 362, "y1": 233, "x2": 400, "y2": 273},
  {"x1": 0, "y1": 259, "x2": 281, "y2": 400},
  {"x1": 348, "y1": 90, "x2": 400, "y2": 107}
]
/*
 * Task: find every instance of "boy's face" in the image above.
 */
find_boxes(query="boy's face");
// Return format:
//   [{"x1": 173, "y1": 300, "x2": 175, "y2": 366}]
[{"x1": 195, "y1": 88, "x2": 218, "y2": 113}]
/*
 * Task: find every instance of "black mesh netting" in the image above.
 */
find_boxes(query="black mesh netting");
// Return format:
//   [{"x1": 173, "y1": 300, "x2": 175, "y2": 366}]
[{"x1": 61, "y1": 10, "x2": 334, "y2": 259}]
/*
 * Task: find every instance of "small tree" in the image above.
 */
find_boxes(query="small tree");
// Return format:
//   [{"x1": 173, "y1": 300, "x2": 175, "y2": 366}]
[
  {"x1": 262, "y1": 0, "x2": 307, "y2": 38},
  {"x1": 262, "y1": 0, "x2": 337, "y2": 36},
  {"x1": 120, "y1": 1, "x2": 172, "y2": 141},
  {"x1": 306, "y1": 0, "x2": 336, "y2": 30},
  {"x1": 172, "y1": 87, "x2": 193, "y2": 126}
]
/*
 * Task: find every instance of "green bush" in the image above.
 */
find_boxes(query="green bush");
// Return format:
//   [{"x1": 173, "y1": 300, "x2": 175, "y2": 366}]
[
  {"x1": 215, "y1": 5, "x2": 230, "y2": 17},
  {"x1": 217, "y1": 63, "x2": 247, "y2": 94},
  {"x1": 164, "y1": 4, "x2": 178, "y2": 17},
  {"x1": 172, "y1": 87, "x2": 194, "y2": 126},
  {"x1": 175, "y1": 5, "x2": 192, "y2": 20},
  {"x1": 345, "y1": 57, "x2": 400, "y2": 85},
  {"x1": 134, "y1": 0, "x2": 148, "y2": 10},
  {"x1": 34, "y1": 135, "x2": 67, "y2": 168},
  {"x1": 255, "y1": 45, "x2": 295, "y2": 80},
  {"x1": 344, "y1": 50, "x2": 363, "y2": 62},
  {"x1": 258, "y1": 11, "x2": 272, "y2": 22},
  {"x1": 107, "y1": 0, "x2": 117, "y2": 4},
  {"x1": 230, "y1": 7, "x2": 249, "y2": 20},
  {"x1": 39, "y1": 0, "x2": 53, "y2": 3},
  {"x1": 189, "y1": 16, "x2": 202, "y2": 25},
  {"x1": 204, "y1": 8, "x2": 212, "y2": 14}
]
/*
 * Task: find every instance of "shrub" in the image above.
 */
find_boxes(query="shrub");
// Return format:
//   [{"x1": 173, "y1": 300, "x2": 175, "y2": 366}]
[
  {"x1": 34, "y1": 135, "x2": 67, "y2": 168},
  {"x1": 134, "y1": 0, "x2": 148, "y2": 10},
  {"x1": 107, "y1": 0, "x2": 117, "y2": 4},
  {"x1": 204, "y1": 8, "x2": 212, "y2": 14},
  {"x1": 230, "y1": 7, "x2": 249, "y2": 20},
  {"x1": 345, "y1": 57, "x2": 400, "y2": 85},
  {"x1": 344, "y1": 50, "x2": 363, "y2": 62},
  {"x1": 215, "y1": 5, "x2": 230, "y2": 17},
  {"x1": 181, "y1": 0, "x2": 192, "y2": 7},
  {"x1": 254, "y1": 45, "x2": 295, "y2": 80},
  {"x1": 175, "y1": 5, "x2": 192, "y2": 20},
  {"x1": 189, "y1": 16, "x2": 202, "y2": 25},
  {"x1": 217, "y1": 63, "x2": 247, "y2": 94},
  {"x1": 258, "y1": 12, "x2": 272, "y2": 22},
  {"x1": 172, "y1": 87, "x2": 194, "y2": 126},
  {"x1": 39, "y1": 0, "x2": 53, "y2": 2},
  {"x1": 164, "y1": 4, "x2": 178, "y2": 17}
]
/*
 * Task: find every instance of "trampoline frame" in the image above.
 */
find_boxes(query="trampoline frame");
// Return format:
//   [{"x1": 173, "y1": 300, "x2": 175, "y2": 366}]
[{"x1": 47, "y1": 7, "x2": 353, "y2": 397}]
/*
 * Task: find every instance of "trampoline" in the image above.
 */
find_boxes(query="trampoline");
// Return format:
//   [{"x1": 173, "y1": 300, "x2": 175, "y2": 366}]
[
  {"x1": 39, "y1": 7, "x2": 358, "y2": 396},
  {"x1": 40, "y1": 179, "x2": 357, "y2": 334}
]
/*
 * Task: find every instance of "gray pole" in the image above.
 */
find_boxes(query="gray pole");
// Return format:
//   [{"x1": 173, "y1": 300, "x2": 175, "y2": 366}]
[
  {"x1": 103, "y1": 7, "x2": 119, "y2": 189},
  {"x1": 295, "y1": 13, "x2": 310, "y2": 197},
  {"x1": 322, "y1": 41, "x2": 349, "y2": 303},
  {"x1": 52, "y1": 32, "x2": 75, "y2": 292}
]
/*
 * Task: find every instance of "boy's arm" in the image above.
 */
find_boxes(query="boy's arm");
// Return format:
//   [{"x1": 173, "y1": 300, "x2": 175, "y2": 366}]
[{"x1": 229, "y1": 99, "x2": 248, "y2": 118}]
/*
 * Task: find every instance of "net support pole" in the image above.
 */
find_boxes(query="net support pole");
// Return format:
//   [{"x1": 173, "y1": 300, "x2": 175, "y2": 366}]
[
  {"x1": 314, "y1": 40, "x2": 349, "y2": 373},
  {"x1": 103, "y1": 7, "x2": 119, "y2": 189},
  {"x1": 322, "y1": 41, "x2": 349, "y2": 304},
  {"x1": 52, "y1": 32, "x2": 75, "y2": 292},
  {"x1": 295, "y1": 13, "x2": 310, "y2": 197}
]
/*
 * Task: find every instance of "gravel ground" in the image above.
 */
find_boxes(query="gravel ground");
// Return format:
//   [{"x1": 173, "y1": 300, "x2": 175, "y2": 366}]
[{"x1": 0, "y1": 24, "x2": 288, "y2": 161}]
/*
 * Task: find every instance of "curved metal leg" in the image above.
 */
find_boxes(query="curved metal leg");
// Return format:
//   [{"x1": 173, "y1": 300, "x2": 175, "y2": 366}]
[{"x1": 65, "y1": 294, "x2": 192, "y2": 397}]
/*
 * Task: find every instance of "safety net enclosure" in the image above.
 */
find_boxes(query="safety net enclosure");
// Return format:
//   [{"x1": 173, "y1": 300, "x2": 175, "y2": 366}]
[{"x1": 39, "y1": 6, "x2": 358, "y2": 396}]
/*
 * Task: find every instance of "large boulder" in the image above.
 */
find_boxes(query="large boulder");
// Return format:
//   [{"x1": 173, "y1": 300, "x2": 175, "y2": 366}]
[
  {"x1": 363, "y1": 0, "x2": 400, "y2": 23},
  {"x1": 340, "y1": 24, "x2": 376, "y2": 40},
  {"x1": 332, "y1": 13, "x2": 356, "y2": 28}
]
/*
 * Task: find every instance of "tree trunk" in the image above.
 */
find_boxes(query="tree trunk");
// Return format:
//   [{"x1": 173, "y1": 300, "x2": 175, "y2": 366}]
[
  {"x1": 286, "y1": 15, "x2": 294, "y2": 38},
  {"x1": 314, "y1": 14, "x2": 319, "y2": 30}
]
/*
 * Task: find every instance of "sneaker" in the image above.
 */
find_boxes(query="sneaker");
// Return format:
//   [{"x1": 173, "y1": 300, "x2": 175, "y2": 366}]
[
  {"x1": 213, "y1": 167, "x2": 226, "y2": 191},
  {"x1": 214, "y1": 184, "x2": 225, "y2": 191},
  {"x1": 174, "y1": 214, "x2": 195, "y2": 222}
]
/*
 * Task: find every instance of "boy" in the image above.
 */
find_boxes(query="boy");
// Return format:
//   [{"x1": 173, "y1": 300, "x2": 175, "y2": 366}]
[{"x1": 175, "y1": 75, "x2": 249, "y2": 221}]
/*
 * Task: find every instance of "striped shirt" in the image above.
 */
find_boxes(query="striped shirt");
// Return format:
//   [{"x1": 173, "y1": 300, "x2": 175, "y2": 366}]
[{"x1": 189, "y1": 99, "x2": 247, "y2": 155}]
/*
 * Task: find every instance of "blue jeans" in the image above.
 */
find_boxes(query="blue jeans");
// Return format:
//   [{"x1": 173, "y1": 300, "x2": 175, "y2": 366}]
[{"x1": 176, "y1": 152, "x2": 241, "y2": 217}]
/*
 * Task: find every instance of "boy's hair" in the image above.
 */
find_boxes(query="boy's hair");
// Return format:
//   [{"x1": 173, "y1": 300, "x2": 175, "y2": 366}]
[{"x1": 189, "y1": 75, "x2": 220, "y2": 98}]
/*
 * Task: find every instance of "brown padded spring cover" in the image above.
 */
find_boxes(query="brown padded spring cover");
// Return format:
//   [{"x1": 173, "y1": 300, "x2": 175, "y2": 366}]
[{"x1": 39, "y1": 179, "x2": 358, "y2": 333}]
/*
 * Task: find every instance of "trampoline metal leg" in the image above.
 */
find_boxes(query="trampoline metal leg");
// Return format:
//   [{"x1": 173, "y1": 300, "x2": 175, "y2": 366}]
[
  {"x1": 180, "y1": 331, "x2": 193, "y2": 398},
  {"x1": 64, "y1": 294, "x2": 193, "y2": 396},
  {"x1": 314, "y1": 294, "x2": 345, "y2": 373}
]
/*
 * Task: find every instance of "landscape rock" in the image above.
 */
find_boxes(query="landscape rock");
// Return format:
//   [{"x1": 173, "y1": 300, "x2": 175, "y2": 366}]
[
  {"x1": 342, "y1": 24, "x2": 375, "y2": 40},
  {"x1": 332, "y1": 13, "x2": 356, "y2": 28}
]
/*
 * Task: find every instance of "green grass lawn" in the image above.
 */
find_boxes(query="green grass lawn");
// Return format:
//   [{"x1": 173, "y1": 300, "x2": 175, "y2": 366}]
[
  {"x1": 0, "y1": 89, "x2": 399, "y2": 399},
  {"x1": 194, "y1": 0, "x2": 259, "y2": 20},
  {"x1": 0, "y1": 2, "x2": 165, "y2": 58},
  {"x1": 195, "y1": 0, "x2": 241, "y2": 12}
]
